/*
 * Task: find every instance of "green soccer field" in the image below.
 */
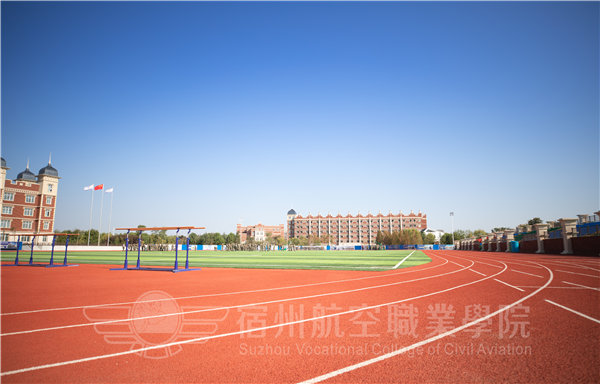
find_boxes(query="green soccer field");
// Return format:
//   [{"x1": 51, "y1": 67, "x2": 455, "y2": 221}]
[{"x1": 1, "y1": 249, "x2": 431, "y2": 271}]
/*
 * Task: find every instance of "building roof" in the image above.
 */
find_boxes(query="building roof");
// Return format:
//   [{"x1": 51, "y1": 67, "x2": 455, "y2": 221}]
[
  {"x1": 16, "y1": 166, "x2": 37, "y2": 182},
  {"x1": 38, "y1": 162, "x2": 59, "y2": 177},
  {"x1": 1, "y1": 157, "x2": 7, "y2": 169},
  {"x1": 287, "y1": 209, "x2": 297, "y2": 215}
]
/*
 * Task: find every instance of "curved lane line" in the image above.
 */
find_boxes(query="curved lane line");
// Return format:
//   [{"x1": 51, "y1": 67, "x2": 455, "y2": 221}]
[
  {"x1": 2, "y1": 257, "x2": 446, "y2": 316},
  {"x1": 1, "y1": 254, "x2": 502, "y2": 376},
  {"x1": 297, "y1": 257, "x2": 553, "y2": 384},
  {"x1": 1, "y1": 256, "x2": 465, "y2": 337}
]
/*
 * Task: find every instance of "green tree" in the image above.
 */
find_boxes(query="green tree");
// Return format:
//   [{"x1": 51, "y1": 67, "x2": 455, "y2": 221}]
[
  {"x1": 473, "y1": 229, "x2": 487, "y2": 238},
  {"x1": 453, "y1": 230, "x2": 469, "y2": 241},
  {"x1": 423, "y1": 233, "x2": 436, "y2": 244},
  {"x1": 225, "y1": 233, "x2": 238, "y2": 244},
  {"x1": 440, "y1": 233, "x2": 453, "y2": 244},
  {"x1": 527, "y1": 218, "x2": 542, "y2": 226},
  {"x1": 274, "y1": 236, "x2": 286, "y2": 247}
]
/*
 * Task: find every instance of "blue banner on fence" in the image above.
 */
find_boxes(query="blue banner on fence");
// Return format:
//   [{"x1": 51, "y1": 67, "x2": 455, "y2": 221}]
[{"x1": 1, "y1": 241, "x2": 21, "y2": 250}]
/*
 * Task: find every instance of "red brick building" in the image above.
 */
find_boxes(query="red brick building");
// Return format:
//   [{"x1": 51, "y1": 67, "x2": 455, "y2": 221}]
[
  {"x1": 286, "y1": 209, "x2": 427, "y2": 246},
  {"x1": 1, "y1": 157, "x2": 59, "y2": 244},
  {"x1": 236, "y1": 223, "x2": 285, "y2": 243}
]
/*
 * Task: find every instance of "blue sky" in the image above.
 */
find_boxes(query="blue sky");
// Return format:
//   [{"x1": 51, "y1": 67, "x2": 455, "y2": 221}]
[{"x1": 2, "y1": 1, "x2": 598, "y2": 234}]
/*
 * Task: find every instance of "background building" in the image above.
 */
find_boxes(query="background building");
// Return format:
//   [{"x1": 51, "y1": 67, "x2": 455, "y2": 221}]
[
  {"x1": 236, "y1": 223, "x2": 285, "y2": 243},
  {"x1": 1, "y1": 157, "x2": 59, "y2": 245},
  {"x1": 287, "y1": 209, "x2": 427, "y2": 246},
  {"x1": 421, "y1": 228, "x2": 445, "y2": 242}
]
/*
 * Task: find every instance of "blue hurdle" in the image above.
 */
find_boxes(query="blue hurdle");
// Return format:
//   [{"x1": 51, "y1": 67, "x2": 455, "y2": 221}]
[
  {"x1": 2, "y1": 233, "x2": 79, "y2": 268},
  {"x1": 110, "y1": 226, "x2": 204, "y2": 273}
]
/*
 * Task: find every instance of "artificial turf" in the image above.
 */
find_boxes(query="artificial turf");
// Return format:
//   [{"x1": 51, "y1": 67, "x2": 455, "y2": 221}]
[{"x1": 0, "y1": 249, "x2": 431, "y2": 271}]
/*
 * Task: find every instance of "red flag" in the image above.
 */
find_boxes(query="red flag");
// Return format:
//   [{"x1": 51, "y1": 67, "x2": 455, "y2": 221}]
[{"x1": 94, "y1": 184, "x2": 104, "y2": 190}]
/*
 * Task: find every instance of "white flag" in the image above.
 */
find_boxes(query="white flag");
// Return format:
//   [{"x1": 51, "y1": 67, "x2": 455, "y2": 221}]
[
  {"x1": 83, "y1": 184, "x2": 94, "y2": 191},
  {"x1": 105, "y1": 188, "x2": 114, "y2": 193}
]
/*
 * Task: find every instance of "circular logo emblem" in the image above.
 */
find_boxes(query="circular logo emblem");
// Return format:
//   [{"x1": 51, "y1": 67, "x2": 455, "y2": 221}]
[{"x1": 131, "y1": 290, "x2": 182, "y2": 345}]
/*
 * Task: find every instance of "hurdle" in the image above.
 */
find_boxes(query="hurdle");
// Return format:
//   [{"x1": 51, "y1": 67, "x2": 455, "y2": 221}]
[
  {"x1": 2, "y1": 233, "x2": 79, "y2": 268},
  {"x1": 110, "y1": 226, "x2": 205, "y2": 273}
]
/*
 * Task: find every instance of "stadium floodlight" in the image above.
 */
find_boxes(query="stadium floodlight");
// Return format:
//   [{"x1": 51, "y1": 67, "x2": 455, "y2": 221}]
[{"x1": 450, "y1": 212, "x2": 455, "y2": 247}]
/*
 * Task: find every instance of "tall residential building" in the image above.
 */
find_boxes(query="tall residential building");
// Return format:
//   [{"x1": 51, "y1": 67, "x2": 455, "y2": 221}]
[
  {"x1": 1, "y1": 157, "x2": 60, "y2": 244},
  {"x1": 236, "y1": 223, "x2": 286, "y2": 243},
  {"x1": 286, "y1": 209, "x2": 427, "y2": 246}
]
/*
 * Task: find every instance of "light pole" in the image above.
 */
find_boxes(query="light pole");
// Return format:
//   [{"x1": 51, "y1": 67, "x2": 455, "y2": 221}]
[{"x1": 450, "y1": 212, "x2": 455, "y2": 248}]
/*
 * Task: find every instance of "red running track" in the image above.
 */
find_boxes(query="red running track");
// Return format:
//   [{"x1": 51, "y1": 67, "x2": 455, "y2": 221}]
[{"x1": 1, "y1": 251, "x2": 599, "y2": 383}]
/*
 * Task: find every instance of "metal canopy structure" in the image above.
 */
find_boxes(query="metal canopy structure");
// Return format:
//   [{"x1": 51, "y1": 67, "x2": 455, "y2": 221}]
[
  {"x1": 110, "y1": 226, "x2": 206, "y2": 273},
  {"x1": 2, "y1": 232, "x2": 79, "y2": 268}
]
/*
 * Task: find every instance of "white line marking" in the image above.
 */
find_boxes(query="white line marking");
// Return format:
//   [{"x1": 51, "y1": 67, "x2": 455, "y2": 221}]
[
  {"x1": 0, "y1": 256, "x2": 503, "y2": 376},
  {"x1": 469, "y1": 269, "x2": 486, "y2": 277},
  {"x1": 493, "y1": 278, "x2": 525, "y2": 292},
  {"x1": 562, "y1": 281, "x2": 600, "y2": 292},
  {"x1": 545, "y1": 300, "x2": 600, "y2": 324},
  {"x1": 1, "y1": 257, "x2": 468, "y2": 337},
  {"x1": 448, "y1": 260, "x2": 467, "y2": 268},
  {"x1": 511, "y1": 269, "x2": 543, "y2": 278},
  {"x1": 393, "y1": 250, "x2": 415, "y2": 269},
  {"x1": 297, "y1": 262, "x2": 553, "y2": 384},
  {"x1": 556, "y1": 269, "x2": 600, "y2": 279},
  {"x1": 517, "y1": 286, "x2": 589, "y2": 290},
  {"x1": 468, "y1": 259, "x2": 503, "y2": 268},
  {"x1": 2, "y1": 257, "x2": 446, "y2": 317},
  {"x1": 541, "y1": 260, "x2": 600, "y2": 272},
  {"x1": 567, "y1": 263, "x2": 600, "y2": 272},
  {"x1": 470, "y1": 255, "x2": 546, "y2": 269}
]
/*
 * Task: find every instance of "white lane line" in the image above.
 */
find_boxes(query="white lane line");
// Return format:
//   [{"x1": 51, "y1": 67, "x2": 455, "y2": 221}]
[
  {"x1": 0, "y1": 258, "x2": 502, "y2": 377},
  {"x1": 518, "y1": 286, "x2": 589, "y2": 289},
  {"x1": 542, "y1": 261, "x2": 600, "y2": 272},
  {"x1": 448, "y1": 260, "x2": 468, "y2": 268},
  {"x1": 1, "y1": 257, "x2": 469, "y2": 337},
  {"x1": 562, "y1": 281, "x2": 600, "y2": 292},
  {"x1": 473, "y1": 256, "x2": 545, "y2": 270},
  {"x1": 493, "y1": 278, "x2": 525, "y2": 292},
  {"x1": 393, "y1": 250, "x2": 415, "y2": 269},
  {"x1": 468, "y1": 259, "x2": 503, "y2": 269},
  {"x1": 469, "y1": 269, "x2": 486, "y2": 277},
  {"x1": 511, "y1": 269, "x2": 543, "y2": 278},
  {"x1": 545, "y1": 300, "x2": 600, "y2": 324},
  {"x1": 2, "y1": 258, "x2": 448, "y2": 316},
  {"x1": 556, "y1": 269, "x2": 600, "y2": 279},
  {"x1": 297, "y1": 262, "x2": 553, "y2": 384}
]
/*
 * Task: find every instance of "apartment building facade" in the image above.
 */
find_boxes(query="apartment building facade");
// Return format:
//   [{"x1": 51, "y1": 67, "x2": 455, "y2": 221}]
[{"x1": 286, "y1": 209, "x2": 427, "y2": 246}]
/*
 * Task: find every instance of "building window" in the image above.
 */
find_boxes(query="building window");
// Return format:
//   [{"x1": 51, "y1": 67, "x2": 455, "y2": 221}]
[
  {"x1": 22, "y1": 221, "x2": 33, "y2": 229},
  {"x1": 25, "y1": 195, "x2": 35, "y2": 203},
  {"x1": 45, "y1": 209, "x2": 51, "y2": 217},
  {"x1": 1, "y1": 219, "x2": 11, "y2": 228},
  {"x1": 0, "y1": 233, "x2": 8, "y2": 241},
  {"x1": 4, "y1": 192, "x2": 14, "y2": 201},
  {"x1": 2, "y1": 206, "x2": 13, "y2": 215},
  {"x1": 43, "y1": 221, "x2": 50, "y2": 230},
  {"x1": 21, "y1": 236, "x2": 30, "y2": 242},
  {"x1": 48, "y1": 184, "x2": 54, "y2": 192},
  {"x1": 24, "y1": 208, "x2": 34, "y2": 216},
  {"x1": 46, "y1": 196, "x2": 52, "y2": 205}
]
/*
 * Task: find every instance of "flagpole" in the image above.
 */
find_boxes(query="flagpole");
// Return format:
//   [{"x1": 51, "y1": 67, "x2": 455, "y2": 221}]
[
  {"x1": 98, "y1": 189, "x2": 105, "y2": 246},
  {"x1": 107, "y1": 190, "x2": 114, "y2": 246},
  {"x1": 87, "y1": 189, "x2": 94, "y2": 246}
]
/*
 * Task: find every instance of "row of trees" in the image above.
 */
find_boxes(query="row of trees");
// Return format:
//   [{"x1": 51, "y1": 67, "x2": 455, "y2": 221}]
[
  {"x1": 49, "y1": 226, "x2": 240, "y2": 246},
  {"x1": 376, "y1": 230, "x2": 424, "y2": 246}
]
